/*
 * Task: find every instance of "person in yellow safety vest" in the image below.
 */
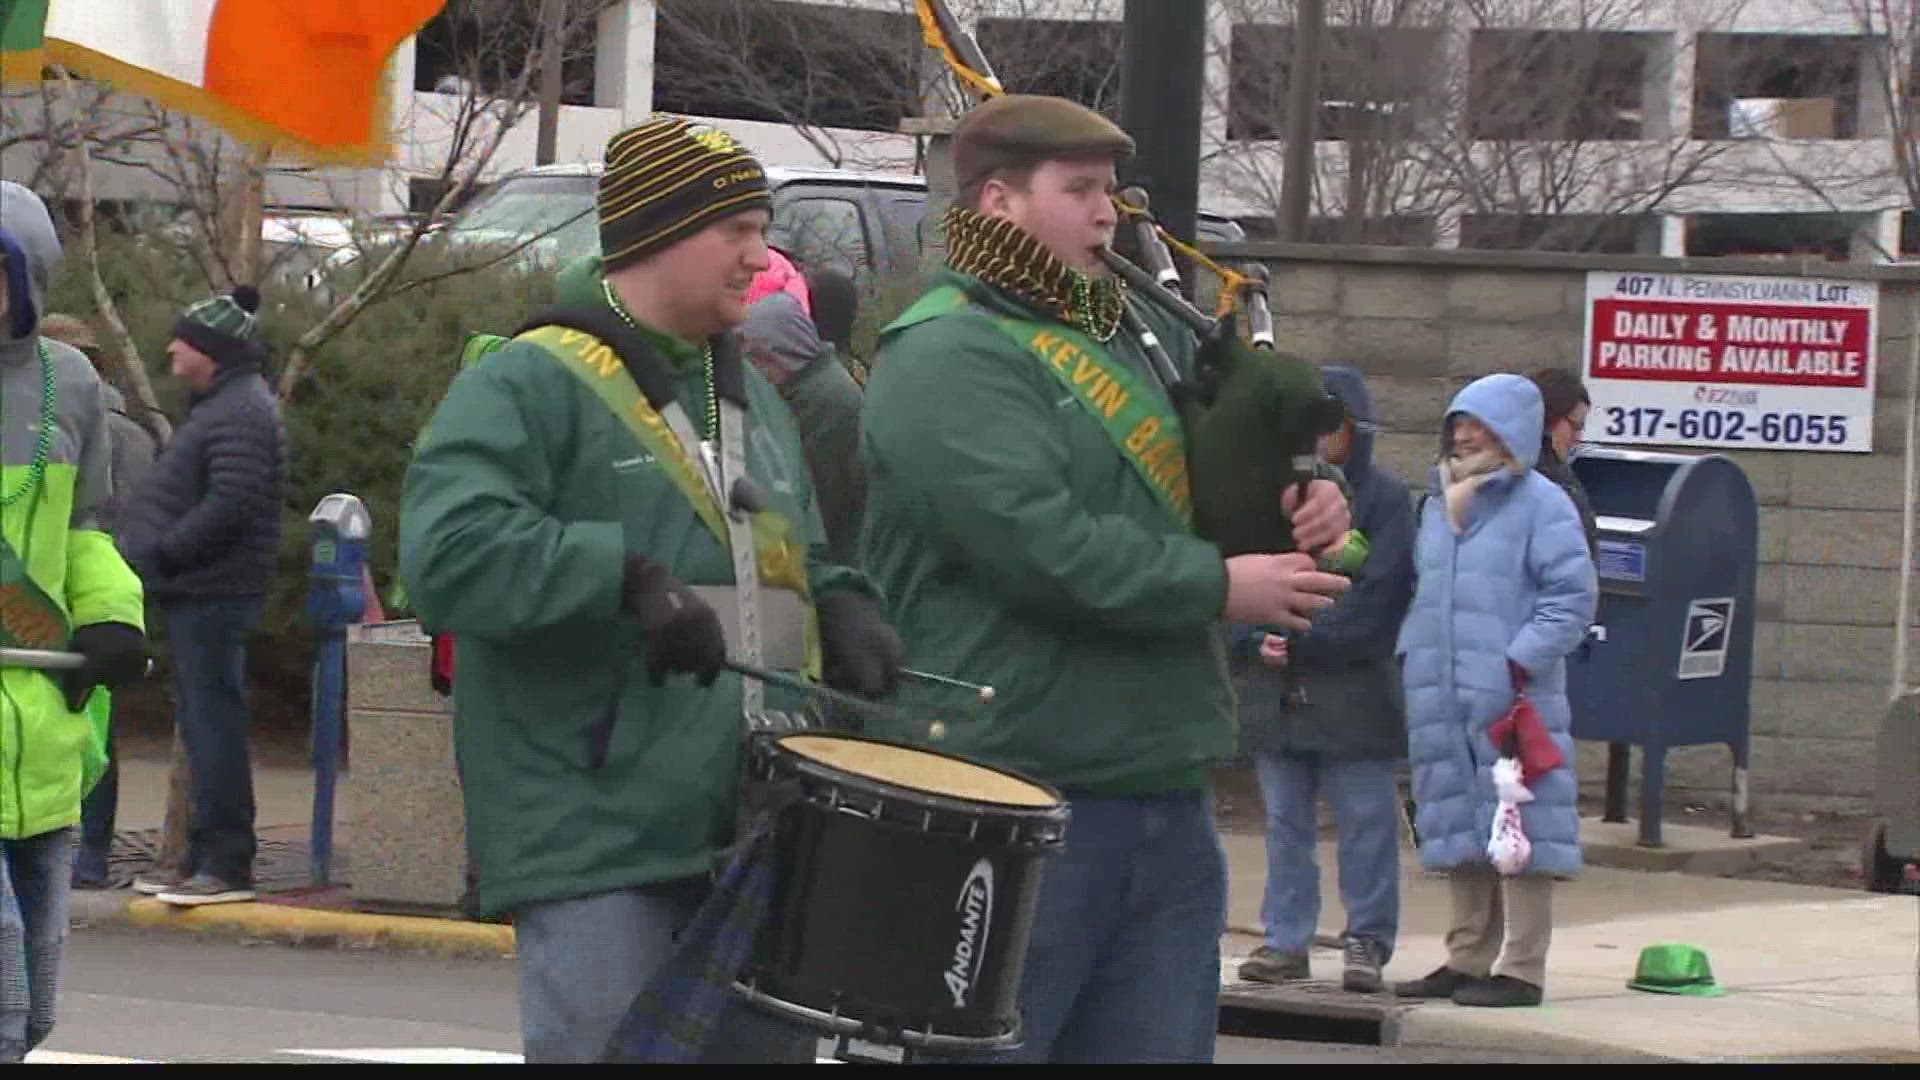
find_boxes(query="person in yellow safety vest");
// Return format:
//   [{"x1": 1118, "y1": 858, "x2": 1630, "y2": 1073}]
[{"x1": 0, "y1": 181, "x2": 148, "y2": 1062}]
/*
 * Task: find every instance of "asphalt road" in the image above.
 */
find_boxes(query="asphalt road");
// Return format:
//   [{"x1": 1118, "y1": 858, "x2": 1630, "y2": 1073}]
[{"x1": 37, "y1": 928, "x2": 1614, "y2": 1064}]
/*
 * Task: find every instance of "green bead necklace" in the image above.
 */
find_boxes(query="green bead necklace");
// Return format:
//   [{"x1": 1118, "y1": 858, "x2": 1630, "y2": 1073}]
[
  {"x1": 0, "y1": 340, "x2": 56, "y2": 508},
  {"x1": 602, "y1": 281, "x2": 718, "y2": 439}
]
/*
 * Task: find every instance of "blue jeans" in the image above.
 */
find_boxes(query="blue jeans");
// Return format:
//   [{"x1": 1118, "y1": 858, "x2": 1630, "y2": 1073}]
[
  {"x1": 0, "y1": 828, "x2": 74, "y2": 1062},
  {"x1": 513, "y1": 881, "x2": 816, "y2": 1064},
  {"x1": 1253, "y1": 752, "x2": 1400, "y2": 961},
  {"x1": 163, "y1": 595, "x2": 265, "y2": 885},
  {"x1": 76, "y1": 718, "x2": 115, "y2": 877},
  {"x1": 939, "y1": 789, "x2": 1226, "y2": 1064}
]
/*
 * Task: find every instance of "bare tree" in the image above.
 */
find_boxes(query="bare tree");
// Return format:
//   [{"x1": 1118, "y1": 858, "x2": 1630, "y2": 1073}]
[
  {"x1": 650, "y1": 0, "x2": 927, "y2": 168},
  {"x1": 1206, "y1": 0, "x2": 1748, "y2": 251},
  {"x1": 271, "y1": 0, "x2": 613, "y2": 402},
  {"x1": 648, "y1": 0, "x2": 1128, "y2": 169},
  {"x1": 1699, "y1": 0, "x2": 1910, "y2": 260}
]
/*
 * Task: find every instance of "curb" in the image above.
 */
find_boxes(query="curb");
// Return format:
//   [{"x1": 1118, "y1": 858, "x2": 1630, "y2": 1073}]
[
  {"x1": 1391, "y1": 1007, "x2": 1683, "y2": 1062},
  {"x1": 75, "y1": 890, "x2": 514, "y2": 960}
]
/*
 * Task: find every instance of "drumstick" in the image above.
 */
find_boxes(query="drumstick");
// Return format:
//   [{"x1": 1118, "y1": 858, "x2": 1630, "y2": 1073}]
[
  {"x1": 899, "y1": 667, "x2": 997, "y2": 705},
  {"x1": 723, "y1": 660, "x2": 886, "y2": 716},
  {"x1": 0, "y1": 647, "x2": 155, "y2": 678}
]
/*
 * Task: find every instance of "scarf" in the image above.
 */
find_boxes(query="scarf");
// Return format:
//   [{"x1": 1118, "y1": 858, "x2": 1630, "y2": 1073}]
[
  {"x1": 941, "y1": 205, "x2": 1125, "y2": 343},
  {"x1": 1440, "y1": 447, "x2": 1519, "y2": 534}
]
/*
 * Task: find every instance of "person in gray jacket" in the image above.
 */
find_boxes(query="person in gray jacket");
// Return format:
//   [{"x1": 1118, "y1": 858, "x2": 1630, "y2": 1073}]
[
  {"x1": 1230, "y1": 365, "x2": 1416, "y2": 994},
  {"x1": 738, "y1": 289, "x2": 866, "y2": 567},
  {"x1": 36, "y1": 315, "x2": 158, "y2": 889}
]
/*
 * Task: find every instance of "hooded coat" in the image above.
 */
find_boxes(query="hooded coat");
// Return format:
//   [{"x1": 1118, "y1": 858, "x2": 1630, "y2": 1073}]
[
  {"x1": 739, "y1": 292, "x2": 866, "y2": 567},
  {"x1": 0, "y1": 181, "x2": 146, "y2": 837},
  {"x1": 1230, "y1": 365, "x2": 1414, "y2": 762},
  {"x1": 1396, "y1": 373, "x2": 1598, "y2": 878}
]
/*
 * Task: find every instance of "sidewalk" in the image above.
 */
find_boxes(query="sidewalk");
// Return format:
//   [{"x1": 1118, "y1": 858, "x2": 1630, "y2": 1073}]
[
  {"x1": 1220, "y1": 828, "x2": 1920, "y2": 1062},
  {"x1": 70, "y1": 757, "x2": 508, "y2": 960},
  {"x1": 74, "y1": 756, "x2": 1920, "y2": 1060}
]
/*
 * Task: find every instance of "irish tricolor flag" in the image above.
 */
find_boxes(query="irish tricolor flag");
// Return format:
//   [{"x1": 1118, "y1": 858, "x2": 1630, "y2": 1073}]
[{"x1": 0, "y1": 0, "x2": 447, "y2": 161}]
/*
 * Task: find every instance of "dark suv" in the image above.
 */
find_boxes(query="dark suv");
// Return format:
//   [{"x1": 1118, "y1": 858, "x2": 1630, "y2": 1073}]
[{"x1": 442, "y1": 161, "x2": 1246, "y2": 291}]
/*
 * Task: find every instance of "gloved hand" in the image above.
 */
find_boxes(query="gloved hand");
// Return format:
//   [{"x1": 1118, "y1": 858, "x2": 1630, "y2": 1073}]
[
  {"x1": 621, "y1": 554, "x2": 727, "y2": 688},
  {"x1": 817, "y1": 591, "x2": 905, "y2": 699},
  {"x1": 61, "y1": 622, "x2": 148, "y2": 712}
]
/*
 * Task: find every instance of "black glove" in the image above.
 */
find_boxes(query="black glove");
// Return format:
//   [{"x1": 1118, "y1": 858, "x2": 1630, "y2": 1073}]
[
  {"x1": 61, "y1": 622, "x2": 148, "y2": 712},
  {"x1": 621, "y1": 554, "x2": 727, "y2": 688},
  {"x1": 817, "y1": 591, "x2": 905, "y2": 699}
]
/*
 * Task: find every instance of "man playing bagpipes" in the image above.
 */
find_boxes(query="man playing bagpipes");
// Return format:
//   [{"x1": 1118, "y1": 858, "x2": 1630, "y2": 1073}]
[{"x1": 856, "y1": 92, "x2": 1356, "y2": 1064}]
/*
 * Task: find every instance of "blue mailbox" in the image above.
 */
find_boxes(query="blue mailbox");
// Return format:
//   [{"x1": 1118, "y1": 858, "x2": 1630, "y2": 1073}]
[
  {"x1": 1565, "y1": 448, "x2": 1757, "y2": 848},
  {"x1": 307, "y1": 493, "x2": 371, "y2": 887}
]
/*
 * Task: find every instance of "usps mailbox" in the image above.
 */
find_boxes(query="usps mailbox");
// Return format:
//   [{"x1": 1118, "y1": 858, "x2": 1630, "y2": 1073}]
[{"x1": 1565, "y1": 447, "x2": 1757, "y2": 847}]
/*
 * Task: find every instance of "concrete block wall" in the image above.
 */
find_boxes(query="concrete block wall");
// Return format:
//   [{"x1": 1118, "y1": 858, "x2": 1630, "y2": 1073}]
[{"x1": 1217, "y1": 241, "x2": 1920, "y2": 811}]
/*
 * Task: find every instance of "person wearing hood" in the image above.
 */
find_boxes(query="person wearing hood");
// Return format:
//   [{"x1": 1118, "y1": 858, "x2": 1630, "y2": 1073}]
[
  {"x1": 36, "y1": 314, "x2": 160, "y2": 890},
  {"x1": 1392, "y1": 373, "x2": 1597, "y2": 1009},
  {"x1": 116, "y1": 285, "x2": 288, "y2": 908},
  {"x1": 1230, "y1": 365, "x2": 1415, "y2": 994},
  {"x1": 0, "y1": 182, "x2": 148, "y2": 1061},
  {"x1": 738, "y1": 288, "x2": 866, "y2": 567}
]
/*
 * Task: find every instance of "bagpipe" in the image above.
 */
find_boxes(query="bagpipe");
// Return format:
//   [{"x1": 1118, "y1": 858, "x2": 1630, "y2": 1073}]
[{"x1": 915, "y1": 0, "x2": 1349, "y2": 559}]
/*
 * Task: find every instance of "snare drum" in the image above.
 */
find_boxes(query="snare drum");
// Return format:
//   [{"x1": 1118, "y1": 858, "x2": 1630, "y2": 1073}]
[{"x1": 734, "y1": 732, "x2": 1069, "y2": 1053}]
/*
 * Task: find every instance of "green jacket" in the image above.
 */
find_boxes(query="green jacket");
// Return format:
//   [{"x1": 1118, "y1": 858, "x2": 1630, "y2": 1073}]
[
  {"x1": 0, "y1": 182, "x2": 145, "y2": 838},
  {"x1": 858, "y1": 269, "x2": 1233, "y2": 796},
  {"x1": 397, "y1": 297, "x2": 867, "y2": 917}
]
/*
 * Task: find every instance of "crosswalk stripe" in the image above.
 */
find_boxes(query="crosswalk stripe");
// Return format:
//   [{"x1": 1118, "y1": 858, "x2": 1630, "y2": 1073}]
[
  {"x1": 25, "y1": 1050, "x2": 157, "y2": 1064},
  {"x1": 30, "y1": 1044, "x2": 849, "y2": 1064},
  {"x1": 280, "y1": 1048, "x2": 524, "y2": 1064}
]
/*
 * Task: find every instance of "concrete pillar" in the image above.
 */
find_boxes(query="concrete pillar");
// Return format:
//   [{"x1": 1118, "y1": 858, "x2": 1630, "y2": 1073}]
[
  {"x1": 1638, "y1": 30, "x2": 1679, "y2": 140},
  {"x1": 344, "y1": 622, "x2": 470, "y2": 913},
  {"x1": 374, "y1": 36, "x2": 421, "y2": 218},
  {"x1": 1856, "y1": 35, "x2": 1892, "y2": 139},
  {"x1": 1658, "y1": 214, "x2": 1686, "y2": 256},
  {"x1": 1199, "y1": 0, "x2": 1234, "y2": 167},
  {"x1": 901, "y1": 117, "x2": 958, "y2": 274},
  {"x1": 1854, "y1": 208, "x2": 1901, "y2": 263},
  {"x1": 1660, "y1": 27, "x2": 1696, "y2": 141},
  {"x1": 596, "y1": 0, "x2": 656, "y2": 123},
  {"x1": 1433, "y1": 21, "x2": 1472, "y2": 153}
]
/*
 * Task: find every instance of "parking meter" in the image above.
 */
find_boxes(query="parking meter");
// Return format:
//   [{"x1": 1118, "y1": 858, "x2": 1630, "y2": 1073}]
[
  {"x1": 308, "y1": 494, "x2": 371, "y2": 630},
  {"x1": 307, "y1": 493, "x2": 371, "y2": 887}
]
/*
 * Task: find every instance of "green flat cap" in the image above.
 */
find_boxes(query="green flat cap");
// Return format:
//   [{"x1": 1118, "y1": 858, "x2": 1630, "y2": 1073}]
[
  {"x1": 1627, "y1": 943, "x2": 1725, "y2": 997},
  {"x1": 953, "y1": 94, "x2": 1135, "y2": 192}
]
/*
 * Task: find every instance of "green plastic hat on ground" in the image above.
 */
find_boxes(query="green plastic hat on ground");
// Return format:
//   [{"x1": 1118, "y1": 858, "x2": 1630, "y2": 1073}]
[{"x1": 1627, "y1": 943, "x2": 1726, "y2": 997}]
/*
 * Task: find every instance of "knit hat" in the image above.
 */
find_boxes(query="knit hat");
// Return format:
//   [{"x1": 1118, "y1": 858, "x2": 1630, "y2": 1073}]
[
  {"x1": 598, "y1": 117, "x2": 771, "y2": 272},
  {"x1": 173, "y1": 285, "x2": 263, "y2": 367},
  {"x1": 953, "y1": 94, "x2": 1135, "y2": 195}
]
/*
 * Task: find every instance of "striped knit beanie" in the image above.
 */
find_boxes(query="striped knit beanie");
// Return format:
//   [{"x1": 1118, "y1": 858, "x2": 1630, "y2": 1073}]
[
  {"x1": 174, "y1": 285, "x2": 263, "y2": 367},
  {"x1": 598, "y1": 117, "x2": 771, "y2": 271}
]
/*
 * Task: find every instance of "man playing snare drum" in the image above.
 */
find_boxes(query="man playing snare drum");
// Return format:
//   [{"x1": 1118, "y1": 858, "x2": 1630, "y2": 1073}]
[
  {"x1": 399, "y1": 117, "x2": 904, "y2": 1063},
  {"x1": 858, "y1": 94, "x2": 1352, "y2": 1063}
]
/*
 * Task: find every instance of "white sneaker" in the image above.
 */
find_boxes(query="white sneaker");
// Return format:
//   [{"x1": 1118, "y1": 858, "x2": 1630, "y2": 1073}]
[{"x1": 155, "y1": 874, "x2": 256, "y2": 906}]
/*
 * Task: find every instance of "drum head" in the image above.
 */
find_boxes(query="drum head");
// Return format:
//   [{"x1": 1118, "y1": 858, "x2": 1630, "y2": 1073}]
[{"x1": 775, "y1": 733, "x2": 1059, "y2": 810}]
